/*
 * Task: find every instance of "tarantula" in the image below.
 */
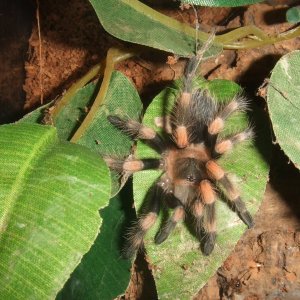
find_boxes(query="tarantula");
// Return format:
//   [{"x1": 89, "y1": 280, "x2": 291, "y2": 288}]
[{"x1": 106, "y1": 53, "x2": 254, "y2": 258}]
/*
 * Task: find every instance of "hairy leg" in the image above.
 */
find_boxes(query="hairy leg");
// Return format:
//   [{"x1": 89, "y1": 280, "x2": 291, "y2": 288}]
[
  {"x1": 206, "y1": 160, "x2": 254, "y2": 228},
  {"x1": 108, "y1": 115, "x2": 166, "y2": 152},
  {"x1": 123, "y1": 186, "x2": 161, "y2": 259},
  {"x1": 213, "y1": 127, "x2": 253, "y2": 157},
  {"x1": 155, "y1": 204, "x2": 185, "y2": 244},
  {"x1": 105, "y1": 157, "x2": 162, "y2": 173}
]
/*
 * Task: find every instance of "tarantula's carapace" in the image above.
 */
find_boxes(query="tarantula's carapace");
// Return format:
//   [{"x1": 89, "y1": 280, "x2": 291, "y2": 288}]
[{"x1": 106, "y1": 55, "x2": 254, "y2": 259}]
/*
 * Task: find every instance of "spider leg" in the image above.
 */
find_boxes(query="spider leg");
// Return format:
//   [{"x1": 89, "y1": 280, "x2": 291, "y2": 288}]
[
  {"x1": 108, "y1": 115, "x2": 166, "y2": 152},
  {"x1": 105, "y1": 157, "x2": 162, "y2": 173},
  {"x1": 170, "y1": 55, "x2": 204, "y2": 149},
  {"x1": 194, "y1": 180, "x2": 217, "y2": 255},
  {"x1": 171, "y1": 96, "x2": 194, "y2": 149},
  {"x1": 155, "y1": 203, "x2": 185, "y2": 244},
  {"x1": 171, "y1": 33, "x2": 217, "y2": 147},
  {"x1": 191, "y1": 198, "x2": 204, "y2": 225},
  {"x1": 206, "y1": 160, "x2": 254, "y2": 228},
  {"x1": 123, "y1": 186, "x2": 161, "y2": 259},
  {"x1": 219, "y1": 175, "x2": 254, "y2": 228},
  {"x1": 207, "y1": 95, "x2": 249, "y2": 149},
  {"x1": 214, "y1": 127, "x2": 253, "y2": 156},
  {"x1": 209, "y1": 95, "x2": 249, "y2": 134},
  {"x1": 202, "y1": 203, "x2": 216, "y2": 256}
]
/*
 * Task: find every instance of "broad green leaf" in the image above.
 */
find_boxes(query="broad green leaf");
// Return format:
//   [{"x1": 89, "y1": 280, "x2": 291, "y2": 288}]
[
  {"x1": 88, "y1": 0, "x2": 221, "y2": 57},
  {"x1": 133, "y1": 79, "x2": 270, "y2": 299},
  {"x1": 267, "y1": 50, "x2": 300, "y2": 170},
  {"x1": 28, "y1": 67, "x2": 142, "y2": 193},
  {"x1": 57, "y1": 186, "x2": 134, "y2": 300},
  {"x1": 286, "y1": 6, "x2": 300, "y2": 24},
  {"x1": 180, "y1": 0, "x2": 263, "y2": 6},
  {"x1": 0, "y1": 123, "x2": 110, "y2": 299}
]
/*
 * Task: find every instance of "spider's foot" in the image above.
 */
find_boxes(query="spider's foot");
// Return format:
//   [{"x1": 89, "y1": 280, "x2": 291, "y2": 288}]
[
  {"x1": 155, "y1": 231, "x2": 168, "y2": 244},
  {"x1": 122, "y1": 246, "x2": 137, "y2": 259},
  {"x1": 122, "y1": 241, "x2": 142, "y2": 260},
  {"x1": 201, "y1": 232, "x2": 216, "y2": 256},
  {"x1": 239, "y1": 210, "x2": 254, "y2": 228},
  {"x1": 155, "y1": 221, "x2": 176, "y2": 244},
  {"x1": 233, "y1": 197, "x2": 254, "y2": 228}
]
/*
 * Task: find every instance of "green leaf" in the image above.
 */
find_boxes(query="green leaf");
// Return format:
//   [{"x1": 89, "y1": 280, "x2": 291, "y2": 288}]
[
  {"x1": 286, "y1": 6, "x2": 300, "y2": 24},
  {"x1": 88, "y1": 0, "x2": 221, "y2": 57},
  {"x1": 21, "y1": 68, "x2": 142, "y2": 191},
  {"x1": 76, "y1": 71, "x2": 142, "y2": 157},
  {"x1": 53, "y1": 83, "x2": 97, "y2": 140},
  {"x1": 267, "y1": 50, "x2": 300, "y2": 170},
  {"x1": 180, "y1": 0, "x2": 263, "y2": 6},
  {"x1": 0, "y1": 123, "x2": 110, "y2": 299},
  {"x1": 57, "y1": 186, "x2": 134, "y2": 300},
  {"x1": 133, "y1": 79, "x2": 270, "y2": 299}
]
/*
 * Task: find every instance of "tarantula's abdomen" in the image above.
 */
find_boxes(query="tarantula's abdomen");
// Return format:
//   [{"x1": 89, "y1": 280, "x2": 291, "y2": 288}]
[{"x1": 173, "y1": 183, "x2": 198, "y2": 206}]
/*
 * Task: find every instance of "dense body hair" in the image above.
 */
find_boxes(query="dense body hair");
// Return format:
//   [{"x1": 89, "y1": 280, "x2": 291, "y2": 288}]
[{"x1": 106, "y1": 51, "x2": 254, "y2": 259}]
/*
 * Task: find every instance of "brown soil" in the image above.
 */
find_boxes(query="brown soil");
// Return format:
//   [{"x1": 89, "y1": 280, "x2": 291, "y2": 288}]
[{"x1": 1, "y1": 0, "x2": 300, "y2": 299}]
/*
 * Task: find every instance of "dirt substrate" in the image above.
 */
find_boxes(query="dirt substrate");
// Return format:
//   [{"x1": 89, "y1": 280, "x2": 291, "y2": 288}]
[{"x1": 1, "y1": 0, "x2": 300, "y2": 299}]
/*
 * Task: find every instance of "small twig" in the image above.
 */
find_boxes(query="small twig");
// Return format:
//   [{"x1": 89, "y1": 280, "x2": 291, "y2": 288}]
[{"x1": 36, "y1": 0, "x2": 44, "y2": 104}]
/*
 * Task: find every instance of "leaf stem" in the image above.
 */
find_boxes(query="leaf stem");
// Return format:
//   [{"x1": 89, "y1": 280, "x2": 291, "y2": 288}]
[
  {"x1": 51, "y1": 64, "x2": 102, "y2": 120},
  {"x1": 70, "y1": 48, "x2": 138, "y2": 143}
]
